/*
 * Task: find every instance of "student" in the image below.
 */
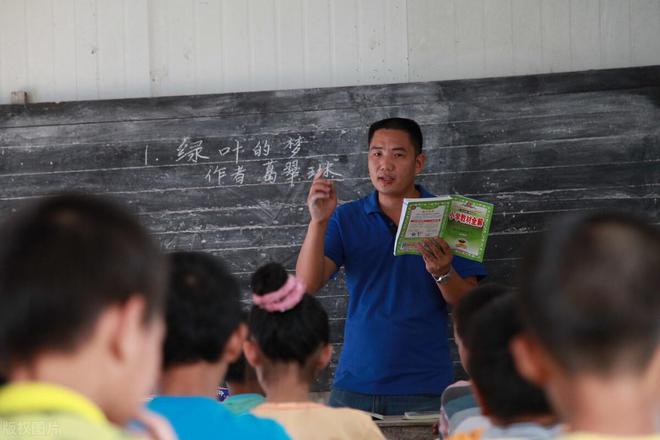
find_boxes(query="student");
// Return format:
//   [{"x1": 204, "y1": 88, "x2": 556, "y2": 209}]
[
  {"x1": 245, "y1": 262, "x2": 385, "y2": 440},
  {"x1": 146, "y1": 251, "x2": 291, "y2": 440},
  {"x1": 511, "y1": 212, "x2": 660, "y2": 438},
  {"x1": 297, "y1": 117, "x2": 487, "y2": 414},
  {"x1": 449, "y1": 294, "x2": 561, "y2": 440},
  {"x1": 223, "y1": 352, "x2": 266, "y2": 415},
  {"x1": 437, "y1": 284, "x2": 507, "y2": 438},
  {"x1": 0, "y1": 193, "x2": 174, "y2": 440}
]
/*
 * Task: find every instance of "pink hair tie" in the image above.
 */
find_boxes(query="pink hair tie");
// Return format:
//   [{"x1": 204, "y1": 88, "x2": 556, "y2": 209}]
[{"x1": 252, "y1": 275, "x2": 306, "y2": 313}]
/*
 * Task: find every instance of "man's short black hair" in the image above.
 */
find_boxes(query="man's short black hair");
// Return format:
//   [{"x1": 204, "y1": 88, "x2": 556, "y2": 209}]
[
  {"x1": 162, "y1": 252, "x2": 243, "y2": 368},
  {"x1": 467, "y1": 294, "x2": 553, "y2": 423},
  {"x1": 0, "y1": 193, "x2": 166, "y2": 372},
  {"x1": 453, "y1": 283, "x2": 507, "y2": 341},
  {"x1": 368, "y1": 117, "x2": 423, "y2": 155},
  {"x1": 518, "y1": 211, "x2": 660, "y2": 374}
]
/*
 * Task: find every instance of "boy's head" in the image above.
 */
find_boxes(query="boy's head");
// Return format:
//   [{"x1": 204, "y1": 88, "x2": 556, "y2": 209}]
[
  {"x1": 162, "y1": 252, "x2": 244, "y2": 373},
  {"x1": 453, "y1": 283, "x2": 507, "y2": 369},
  {"x1": 513, "y1": 211, "x2": 660, "y2": 423},
  {"x1": 467, "y1": 294, "x2": 553, "y2": 425},
  {"x1": 0, "y1": 193, "x2": 167, "y2": 424}
]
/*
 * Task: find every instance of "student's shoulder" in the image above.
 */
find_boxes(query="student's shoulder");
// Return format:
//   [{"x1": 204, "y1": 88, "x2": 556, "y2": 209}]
[
  {"x1": 147, "y1": 395, "x2": 218, "y2": 414},
  {"x1": 0, "y1": 412, "x2": 134, "y2": 440},
  {"x1": 447, "y1": 427, "x2": 485, "y2": 440},
  {"x1": 326, "y1": 407, "x2": 385, "y2": 438},
  {"x1": 561, "y1": 434, "x2": 660, "y2": 440},
  {"x1": 230, "y1": 412, "x2": 291, "y2": 439}
]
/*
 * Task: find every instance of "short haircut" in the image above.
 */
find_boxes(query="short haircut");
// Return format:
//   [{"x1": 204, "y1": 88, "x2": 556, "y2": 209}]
[
  {"x1": 368, "y1": 117, "x2": 423, "y2": 155},
  {"x1": 0, "y1": 193, "x2": 166, "y2": 372},
  {"x1": 518, "y1": 211, "x2": 660, "y2": 373},
  {"x1": 467, "y1": 294, "x2": 552, "y2": 423},
  {"x1": 453, "y1": 283, "x2": 507, "y2": 342},
  {"x1": 249, "y1": 263, "x2": 329, "y2": 366},
  {"x1": 162, "y1": 252, "x2": 243, "y2": 368}
]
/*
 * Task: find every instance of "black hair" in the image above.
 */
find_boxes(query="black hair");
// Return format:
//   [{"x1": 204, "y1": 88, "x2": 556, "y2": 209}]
[
  {"x1": 0, "y1": 193, "x2": 166, "y2": 372},
  {"x1": 467, "y1": 294, "x2": 552, "y2": 423},
  {"x1": 368, "y1": 117, "x2": 423, "y2": 155},
  {"x1": 226, "y1": 353, "x2": 256, "y2": 384},
  {"x1": 518, "y1": 211, "x2": 660, "y2": 373},
  {"x1": 249, "y1": 263, "x2": 329, "y2": 367},
  {"x1": 453, "y1": 283, "x2": 507, "y2": 341},
  {"x1": 162, "y1": 252, "x2": 243, "y2": 368},
  {"x1": 225, "y1": 310, "x2": 256, "y2": 384}
]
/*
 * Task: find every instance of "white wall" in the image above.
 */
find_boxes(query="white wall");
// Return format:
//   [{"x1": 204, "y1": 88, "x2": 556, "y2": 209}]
[{"x1": 1, "y1": 0, "x2": 659, "y2": 104}]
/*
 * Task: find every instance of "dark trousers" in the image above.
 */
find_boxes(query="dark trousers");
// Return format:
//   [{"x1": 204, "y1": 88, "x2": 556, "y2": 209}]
[{"x1": 328, "y1": 388, "x2": 442, "y2": 416}]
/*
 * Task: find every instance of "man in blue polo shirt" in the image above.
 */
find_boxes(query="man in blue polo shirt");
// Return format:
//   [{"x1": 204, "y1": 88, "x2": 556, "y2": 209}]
[{"x1": 296, "y1": 117, "x2": 487, "y2": 415}]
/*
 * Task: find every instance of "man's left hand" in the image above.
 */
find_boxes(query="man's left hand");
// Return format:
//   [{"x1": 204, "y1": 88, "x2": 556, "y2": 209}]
[{"x1": 415, "y1": 237, "x2": 453, "y2": 278}]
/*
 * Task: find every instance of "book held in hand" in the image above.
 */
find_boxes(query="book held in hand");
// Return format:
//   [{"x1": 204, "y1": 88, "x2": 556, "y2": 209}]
[{"x1": 393, "y1": 195, "x2": 494, "y2": 262}]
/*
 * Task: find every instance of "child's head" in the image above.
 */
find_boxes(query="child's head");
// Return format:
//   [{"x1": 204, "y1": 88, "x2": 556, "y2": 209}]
[
  {"x1": 225, "y1": 353, "x2": 263, "y2": 395},
  {"x1": 513, "y1": 211, "x2": 660, "y2": 425},
  {"x1": 245, "y1": 263, "x2": 331, "y2": 385},
  {"x1": 466, "y1": 294, "x2": 554, "y2": 426},
  {"x1": 453, "y1": 283, "x2": 507, "y2": 369},
  {"x1": 0, "y1": 193, "x2": 166, "y2": 425},
  {"x1": 162, "y1": 252, "x2": 244, "y2": 373}
]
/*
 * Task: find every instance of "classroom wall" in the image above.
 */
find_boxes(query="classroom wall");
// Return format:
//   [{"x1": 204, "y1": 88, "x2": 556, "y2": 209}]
[{"x1": 1, "y1": 0, "x2": 659, "y2": 105}]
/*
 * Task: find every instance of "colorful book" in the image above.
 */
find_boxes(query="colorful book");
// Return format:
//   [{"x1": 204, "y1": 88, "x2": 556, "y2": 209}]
[{"x1": 393, "y1": 195, "x2": 494, "y2": 262}]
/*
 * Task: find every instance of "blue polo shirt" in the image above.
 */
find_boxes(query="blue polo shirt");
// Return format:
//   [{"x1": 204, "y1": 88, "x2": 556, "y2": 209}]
[{"x1": 325, "y1": 186, "x2": 487, "y2": 395}]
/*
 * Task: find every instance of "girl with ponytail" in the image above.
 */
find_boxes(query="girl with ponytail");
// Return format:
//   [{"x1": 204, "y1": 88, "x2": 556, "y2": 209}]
[{"x1": 245, "y1": 262, "x2": 385, "y2": 440}]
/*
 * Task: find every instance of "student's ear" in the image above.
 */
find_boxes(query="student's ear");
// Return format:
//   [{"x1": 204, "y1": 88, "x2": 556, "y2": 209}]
[
  {"x1": 510, "y1": 333, "x2": 553, "y2": 387},
  {"x1": 107, "y1": 295, "x2": 149, "y2": 364},
  {"x1": 222, "y1": 323, "x2": 247, "y2": 364},
  {"x1": 316, "y1": 344, "x2": 333, "y2": 371},
  {"x1": 243, "y1": 339, "x2": 262, "y2": 369},
  {"x1": 414, "y1": 152, "x2": 426, "y2": 175}
]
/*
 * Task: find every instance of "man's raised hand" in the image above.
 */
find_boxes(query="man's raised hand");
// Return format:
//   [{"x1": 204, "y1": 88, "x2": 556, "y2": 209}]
[{"x1": 307, "y1": 168, "x2": 338, "y2": 223}]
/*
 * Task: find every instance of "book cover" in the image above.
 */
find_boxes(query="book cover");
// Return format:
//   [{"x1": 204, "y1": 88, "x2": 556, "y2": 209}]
[
  {"x1": 393, "y1": 195, "x2": 493, "y2": 262},
  {"x1": 393, "y1": 197, "x2": 452, "y2": 256},
  {"x1": 443, "y1": 196, "x2": 494, "y2": 262}
]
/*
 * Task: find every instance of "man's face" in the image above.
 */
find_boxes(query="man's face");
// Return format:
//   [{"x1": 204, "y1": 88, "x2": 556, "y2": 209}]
[{"x1": 368, "y1": 128, "x2": 425, "y2": 197}]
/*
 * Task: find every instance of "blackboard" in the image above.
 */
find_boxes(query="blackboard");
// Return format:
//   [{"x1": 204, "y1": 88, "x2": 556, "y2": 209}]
[{"x1": 1, "y1": 65, "x2": 659, "y2": 391}]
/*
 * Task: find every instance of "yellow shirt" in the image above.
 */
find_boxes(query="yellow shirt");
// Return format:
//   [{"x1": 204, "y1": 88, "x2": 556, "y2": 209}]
[
  {"x1": 0, "y1": 382, "x2": 137, "y2": 440},
  {"x1": 562, "y1": 433, "x2": 660, "y2": 440},
  {"x1": 252, "y1": 401, "x2": 385, "y2": 440}
]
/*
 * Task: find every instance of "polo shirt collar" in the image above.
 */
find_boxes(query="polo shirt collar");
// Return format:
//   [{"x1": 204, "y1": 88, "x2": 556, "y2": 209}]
[
  {"x1": 362, "y1": 185, "x2": 434, "y2": 215},
  {"x1": 0, "y1": 382, "x2": 109, "y2": 425}
]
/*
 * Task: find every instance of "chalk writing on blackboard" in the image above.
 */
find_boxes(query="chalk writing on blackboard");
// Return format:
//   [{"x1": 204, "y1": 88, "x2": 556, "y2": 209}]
[
  {"x1": 283, "y1": 160, "x2": 300, "y2": 187},
  {"x1": 172, "y1": 134, "x2": 344, "y2": 188},
  {"x1": 205, "y1": 165, "x2": 227, "y2": 185},
  {"x1": 283, "y1": 135, "x2": 307, "y2": 158},
  {"x1": 263, "y1": 160, "x2": 278, "y2": 184},
  {"x1": 253, "y1": 140, "x2": 271, "y2": 157},
  {"x1": 231, "y1": 165, "x2": 246, "y2": 185},
  {"x1": 176, "y1": 138, "x2": 208, "y2": 163}
]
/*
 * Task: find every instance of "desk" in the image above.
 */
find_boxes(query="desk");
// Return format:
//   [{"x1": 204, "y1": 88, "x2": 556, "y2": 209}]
[{"x1": 376, "y1": 416, "x2": 437, "y2": 440}]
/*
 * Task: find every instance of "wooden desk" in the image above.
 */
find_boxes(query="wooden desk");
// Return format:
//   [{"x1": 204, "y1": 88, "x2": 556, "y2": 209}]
[{"x1": 376, "y1": 416, "x2": 437, "y2": 440}]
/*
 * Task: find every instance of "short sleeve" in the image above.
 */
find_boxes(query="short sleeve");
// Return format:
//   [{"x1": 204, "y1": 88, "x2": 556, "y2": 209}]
[
  {"x1": 452, "y1": 256, "x2": 488, "y2": 280},
  {"x1": 324, "y1": 210, "x2": 345, "y2": 269}
]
